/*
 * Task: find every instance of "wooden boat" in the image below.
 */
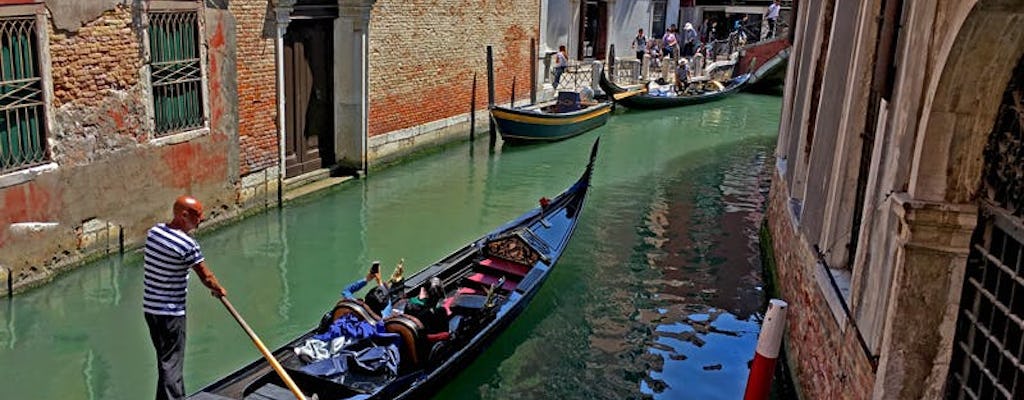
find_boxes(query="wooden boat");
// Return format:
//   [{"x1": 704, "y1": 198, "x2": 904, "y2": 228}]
[
  {"x1": 490, "y1": 93, "x2": 612, "y2": 143},
  {"x1": 189, "y1": 140, "x2": 599, "y2": 400},
  {"x1": 598, "y1": 71, "x2": 751, "y2": 110}
]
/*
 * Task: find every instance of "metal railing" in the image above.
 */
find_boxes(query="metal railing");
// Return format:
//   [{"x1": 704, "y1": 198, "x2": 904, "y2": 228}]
[
  {"x1": 149, "y1": 11, "x2": 204, "y2": 136},
  {"x1": 0, "y1": 16, "x2": 47, "y2": 175}
]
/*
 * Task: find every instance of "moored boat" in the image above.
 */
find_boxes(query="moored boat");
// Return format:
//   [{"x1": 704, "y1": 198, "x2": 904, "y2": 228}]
[
  {"x1": 599, "y1": 71, "x2": 750, "y2": 110},
  {"x1": 189, "y1": 141, "x2": 599, "y2": 400},
  {"x1": 490, "y1": 93, "x2": 612, "y2": 143}
]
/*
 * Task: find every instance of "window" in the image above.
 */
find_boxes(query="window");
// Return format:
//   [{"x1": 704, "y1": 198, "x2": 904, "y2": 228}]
[
  {"x1": 148, "y1": 10, "x2": 204, "y2": 136},
  {"x1": 652, "y1": 0, "x2": 667, "y2": 37},
  {"x1": 0, "y1": 15, "x2": 47, "y2": 175}
]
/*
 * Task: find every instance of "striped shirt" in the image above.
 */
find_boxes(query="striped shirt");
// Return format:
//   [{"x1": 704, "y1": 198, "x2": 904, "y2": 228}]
[{"x1": 142, "y1": 223, "x2": 205, "y2": 316}]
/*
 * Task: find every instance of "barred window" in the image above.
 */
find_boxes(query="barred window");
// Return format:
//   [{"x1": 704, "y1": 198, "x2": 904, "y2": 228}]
[
  {"x1": 148, "y1": 10, "x2": 204, "y2": 136},
  {"x1": 0, "y1": 16, "x2": 47, "y2": 175}
]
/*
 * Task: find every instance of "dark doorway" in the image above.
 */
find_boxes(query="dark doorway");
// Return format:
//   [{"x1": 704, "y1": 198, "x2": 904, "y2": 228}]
[
  {"x1": 578, "y1": 0, "x2": 608, "y2": 60},
  {"x1": 284, "y1": 18, "x2": 334, "y2": 178}
]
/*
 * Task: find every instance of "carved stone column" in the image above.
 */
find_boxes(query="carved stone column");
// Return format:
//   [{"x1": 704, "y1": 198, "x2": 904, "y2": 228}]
[
  {"x1": 872, "y1": 192, "x2": 978, "y2": 400},
  {"x1": 335, "y1": 0, "x2": 375, "y2": 173},
  {"x1": 273, "y1": 0, "x2": 295, "y2": 202}
]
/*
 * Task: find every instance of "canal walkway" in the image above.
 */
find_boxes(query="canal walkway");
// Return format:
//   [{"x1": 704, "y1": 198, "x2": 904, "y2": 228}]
[{"x1": 0, "y1": 93, "x2": 781, "y2": 399}]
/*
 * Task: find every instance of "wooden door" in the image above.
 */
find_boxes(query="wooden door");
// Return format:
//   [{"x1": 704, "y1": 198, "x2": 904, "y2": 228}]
[
  {"x1": 578, "y1": 1, "x2": 609, "y2": 60},
  {"x1": 284, "y1": 19, "x2": 334, "y2": 178}
]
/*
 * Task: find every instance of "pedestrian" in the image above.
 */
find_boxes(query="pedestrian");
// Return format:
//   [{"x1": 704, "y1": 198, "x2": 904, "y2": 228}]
[
  {"x1": 552, "y1": 45, "x2": 568, "y2": 90},
  {"x1": 681, "y1": 22, "x2": 699, "y2": 58},
  {"x1": 631, "y1": 28, "x2": 647, "y2": 62},
  {"x1": 143, "y1": 195, "x2": 226, "y2": 400},
  {"x1": 766, "y1": 0, "x2": 781, "y2": 38},
  {"x1": 662, "y1": 24, "x2": 678, "y2": 59},
  {"x1": 700, "y1": 18, "x2": 711, "y2": 43}
]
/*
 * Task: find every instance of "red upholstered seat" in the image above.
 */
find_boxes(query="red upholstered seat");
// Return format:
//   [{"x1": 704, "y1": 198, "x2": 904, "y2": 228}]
[
  {"x1": 443, "y1": 287, "x2": 481, "y2": 315},
  {"x1": 478, "y1": 258, "x2": 530, "y2": 277},
  {"x1": 466, "y1": 273, "x2": 518, "y2": 292}
]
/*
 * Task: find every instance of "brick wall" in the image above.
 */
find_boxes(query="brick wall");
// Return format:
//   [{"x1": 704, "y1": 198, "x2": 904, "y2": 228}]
[
  {"x1": 367, "y1": 0, "x2": 538, "y2": 136},
  {"x1": 229, "y1": 0, "x2": 278, "y2": 175},
  {"x1": 766, "y1": 173, "x2": 875, "y2": 400},
  {"x1": 46, "y1": 5, "x2": 149, "y2": 166}
]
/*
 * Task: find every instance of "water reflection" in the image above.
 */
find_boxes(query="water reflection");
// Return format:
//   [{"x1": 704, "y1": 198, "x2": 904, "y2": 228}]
[{"x1": 0, "y1": 93, "x2": 781, "y2": 400}]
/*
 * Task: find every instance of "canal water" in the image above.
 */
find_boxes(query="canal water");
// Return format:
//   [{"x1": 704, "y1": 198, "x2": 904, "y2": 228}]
[{"x1": 0, "y1": 93, "x2": 780, "y2": 400}]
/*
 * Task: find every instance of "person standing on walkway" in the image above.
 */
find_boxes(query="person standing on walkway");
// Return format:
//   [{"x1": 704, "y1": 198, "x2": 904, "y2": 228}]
[
  {"x1": 681, "y1": 22, "x2": 699, "y2": 58},
  {"x1": 553, "y1": 45, "x2": 568, "y2": 90},
  {"x1": 143, "y1": 195, "x2": 226, "y2": 400},
  {"x1": 632, "y1": 28, "x2": 647, "y2": 61},
  {"x1": 662, "y1": 24, "x2": 679, "y2": 59},
  {"x1": 766, "y1": 0, "x2": 782, "y2": 38}
]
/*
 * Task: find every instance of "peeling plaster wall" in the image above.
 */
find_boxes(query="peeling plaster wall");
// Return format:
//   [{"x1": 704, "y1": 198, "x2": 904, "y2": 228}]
[
  {"x1": 45, "y1": 0, "x2": 124, "y2": 33},
  {"x1": 0, "y1": 2, "x2": 244, "y2": 295}
]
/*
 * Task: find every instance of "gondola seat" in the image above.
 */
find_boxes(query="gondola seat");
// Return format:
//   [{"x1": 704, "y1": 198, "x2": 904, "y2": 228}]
[
  {"x1": 384, "y1": 314, "x2": 426, "y2": 368},
  {"x1": 318, "y1": 298, "x2": 382, "y2": 334}
]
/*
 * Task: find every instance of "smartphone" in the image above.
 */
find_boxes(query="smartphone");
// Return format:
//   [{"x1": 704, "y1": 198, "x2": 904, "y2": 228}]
[{"x1": 370, "y1": 261, "x2": 381, "y2": 275}]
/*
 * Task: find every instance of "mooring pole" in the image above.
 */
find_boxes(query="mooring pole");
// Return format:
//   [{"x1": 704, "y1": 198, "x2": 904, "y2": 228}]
[
  {"x1": 530, "y1": 37, "x2": 537, "y2": 105},
  {"x1": 470, "y1": 72, "x2": 477, "y2": 140},
  {"x1": 511, "y1": 76, "x2": 516, "y2": 107},
  {"x1": 487, "y1": 46, "x2": 496, "y2": 145},
  {"x1": 608, "y1": 44, "x2": 616, "y2": 82},
  {"x1": 743, "y1": 299, "x2": 788, "y2": 400}
]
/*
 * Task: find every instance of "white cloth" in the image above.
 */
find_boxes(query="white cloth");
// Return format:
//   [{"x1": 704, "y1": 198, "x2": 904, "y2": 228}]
[
  {"x1": 294, "y1": 336, "x2": 354, "y2": 363},
  {"x1": 767, "y1": 3, "x2": 781, "y2": 20}
]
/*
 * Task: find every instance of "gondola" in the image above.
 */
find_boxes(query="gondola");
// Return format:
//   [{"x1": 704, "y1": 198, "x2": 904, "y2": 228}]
[
  {"x1": 189, "y1": 140, "x2": 599, "y2": 400},
  {"x1": 599, "y1": 71, "x2": 751, "y2": 110},
  {"x1": 490, "y1": 93, "x2": 612, "y2": 143}
]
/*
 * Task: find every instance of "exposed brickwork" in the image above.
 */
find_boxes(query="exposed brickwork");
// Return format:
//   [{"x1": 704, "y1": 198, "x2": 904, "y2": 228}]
[
  {"x1": 229, "y1": 0, "x2": 278, "y2": 175},
  {"x1": 368, "y1": 0, "x2": 538, "y2": 136},
  {"x1": 44, "y1": 6, "x2": 149, "y2": 166},
  {"x1": 766, "y1": 173, "x2": 875, "y2": 400},
  {"x1": 48, "y1": 5, "x2": 141, "y2": 108}
]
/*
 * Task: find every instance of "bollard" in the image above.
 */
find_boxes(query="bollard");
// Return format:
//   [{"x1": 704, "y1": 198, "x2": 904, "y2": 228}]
[{"x1": 744, "y1": 299, "x2": 788, "y2": 400}]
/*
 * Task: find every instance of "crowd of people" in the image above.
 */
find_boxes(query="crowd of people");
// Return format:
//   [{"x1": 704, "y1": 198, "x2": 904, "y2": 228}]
[{"x1": 625, "y1": 0, "x2": 782, "y2": 94}]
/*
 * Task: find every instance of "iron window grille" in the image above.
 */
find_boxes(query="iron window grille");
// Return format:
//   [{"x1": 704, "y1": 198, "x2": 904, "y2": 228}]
[
  {"x1": 148, "y1": 10, "x2": 203, "y2": 136},
  {"x1": 0, "y1": 16, "x2": 47, "y2": 175}
]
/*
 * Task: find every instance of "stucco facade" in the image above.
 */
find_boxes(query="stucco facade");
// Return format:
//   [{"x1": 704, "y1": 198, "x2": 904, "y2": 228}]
[
  {"x1": 0, "y1": 0, "x2": 543, "y2": 296},
  {"x1": 768, "y1": 0, "x2": 1024, "y2": 398}
]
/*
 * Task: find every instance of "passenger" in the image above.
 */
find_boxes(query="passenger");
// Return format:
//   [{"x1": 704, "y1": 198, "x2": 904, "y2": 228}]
[
  {"x1": 404, "y1": 277, "x2": 449, "y2": 334},
  {"x1": 340, "y1": 261, "x2": 393, "y2": 317}
]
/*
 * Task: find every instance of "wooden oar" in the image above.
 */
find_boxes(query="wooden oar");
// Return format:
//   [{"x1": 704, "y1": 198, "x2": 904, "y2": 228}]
[
  {"x1": 612, "y1": 87, "x2": 648, "y2": 100},
  {"x1": 220, "y1": 296, "x2": 308, "y2": 400}
]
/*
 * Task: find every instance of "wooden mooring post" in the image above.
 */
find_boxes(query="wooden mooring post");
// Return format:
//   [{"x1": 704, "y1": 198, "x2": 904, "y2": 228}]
[
  {"x1": 470, "y1": 72, "x2": 477, "y2": 140},
  {"x1": 511, "y1": 76, "x2": 516, "y2": 107},
  {"x1": 608, "y1": 44, "x2": 616, "y2": 80},
  {"x1": 486, "y1": 46, "x2": 495, "y2": 145},
  {"x1": 530, "y1": 37, "x2": 537, "y2": 105}
]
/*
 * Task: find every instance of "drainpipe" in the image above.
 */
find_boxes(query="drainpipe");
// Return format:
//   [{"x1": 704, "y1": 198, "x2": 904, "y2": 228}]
[{"x1": 274, "y1": 3, "x2": 292, "y2": 206}]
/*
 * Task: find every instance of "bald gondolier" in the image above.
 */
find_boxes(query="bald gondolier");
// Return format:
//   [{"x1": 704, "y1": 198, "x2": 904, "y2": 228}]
[{"x1": 143, "y1": 195, "x2": 227, "y2": 400}]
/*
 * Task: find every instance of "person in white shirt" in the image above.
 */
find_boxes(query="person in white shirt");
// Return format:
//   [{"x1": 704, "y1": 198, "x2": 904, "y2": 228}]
[
  {"x1": 766, "y1": 0, "x2": 782, "y2": 38},
  {"x1": 553, "y1": 45, "x2": 568, "y2": 89}
]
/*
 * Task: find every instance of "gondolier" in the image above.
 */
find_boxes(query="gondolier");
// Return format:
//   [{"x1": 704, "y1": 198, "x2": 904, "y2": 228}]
[{"x1": 143, "y1": 195, "x2": 227, "y2": 400}]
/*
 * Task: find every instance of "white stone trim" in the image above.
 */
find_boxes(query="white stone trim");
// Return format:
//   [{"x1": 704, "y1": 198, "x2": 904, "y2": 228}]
[
  {"x1": 368, "y1": 109, "x2": 488, "y2": 148},
  {"x1": 150, "y1": 127, "x2": 209, "y2": 146},
  {"x1": 0, "y1": 162, "x2": 58, "y2": 188}
]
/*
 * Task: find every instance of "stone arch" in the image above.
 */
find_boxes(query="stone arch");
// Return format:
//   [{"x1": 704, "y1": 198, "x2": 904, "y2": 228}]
[{"x1": 908, "y1": 1, "x2": 1024, "y2": 204}]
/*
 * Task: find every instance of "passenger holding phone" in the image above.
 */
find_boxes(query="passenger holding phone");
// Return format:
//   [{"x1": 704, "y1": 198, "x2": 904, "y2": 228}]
[{"x1": 340, "y1": 260, "x2": 401, "y2": 317}]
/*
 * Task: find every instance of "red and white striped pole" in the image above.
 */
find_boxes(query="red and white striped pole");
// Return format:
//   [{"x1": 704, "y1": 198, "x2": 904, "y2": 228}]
[{"x1": 743, "y1": 298, "x2": 788, "y2": 400}]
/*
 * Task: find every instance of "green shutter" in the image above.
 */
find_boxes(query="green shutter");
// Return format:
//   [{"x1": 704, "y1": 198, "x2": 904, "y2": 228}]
[
  {"x1": 149, "y1": 11, "x2": 203, "y2": 136},
  {"x1": 0, "y1": 16, "x2": 46, "y2": 175}
]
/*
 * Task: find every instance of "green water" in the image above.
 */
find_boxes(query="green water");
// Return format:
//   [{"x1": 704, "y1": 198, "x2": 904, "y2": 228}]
[{"x1": 0, "y1": 94, "x2": 781, "y2": 400}]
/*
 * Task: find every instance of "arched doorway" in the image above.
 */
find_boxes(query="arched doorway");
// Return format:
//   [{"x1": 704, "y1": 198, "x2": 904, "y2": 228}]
[{"x1": 945, "y1": 53, "x2": 1024, "y2": 400}]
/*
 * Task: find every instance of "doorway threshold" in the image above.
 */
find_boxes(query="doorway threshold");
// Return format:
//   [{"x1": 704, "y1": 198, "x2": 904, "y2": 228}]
[{"x1": 283, "y1": 168, "x2": 354, "y2": 202}]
